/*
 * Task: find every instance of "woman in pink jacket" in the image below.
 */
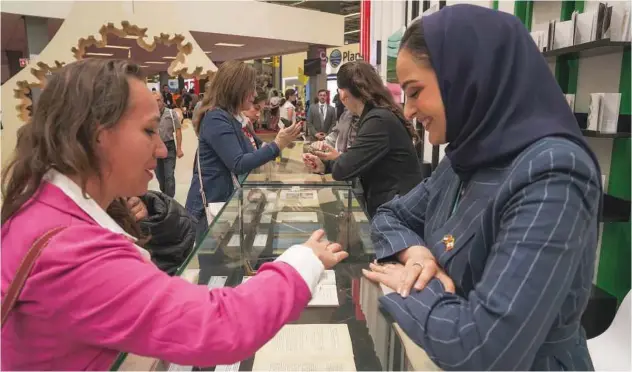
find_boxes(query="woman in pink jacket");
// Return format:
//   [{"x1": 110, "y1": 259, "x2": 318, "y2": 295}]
[{"x1": 1, "y1": 59, "x2": 348, "y2": 370}]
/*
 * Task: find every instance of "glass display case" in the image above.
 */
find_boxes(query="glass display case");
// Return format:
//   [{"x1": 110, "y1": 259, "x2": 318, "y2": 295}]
[
  {"x1": 111, "y1": 184, "x2": 386, "y2": 371},
  {"x1": 243, "y1": 141, "x2": 349, "y2": 186}
]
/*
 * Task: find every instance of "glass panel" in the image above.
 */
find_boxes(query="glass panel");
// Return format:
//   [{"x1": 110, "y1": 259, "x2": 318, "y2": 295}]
[
  {"x1": 244, "y1": 141, "x2": 349, "y2": 186},
  {"x1": 112, "y1": 184, "x2": 381, "y2": 371}
]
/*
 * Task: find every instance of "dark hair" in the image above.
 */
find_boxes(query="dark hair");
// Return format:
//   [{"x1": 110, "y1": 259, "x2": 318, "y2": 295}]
[
  {"x1": 253, "y1": 92, "x2": 267, "y2": 105},
  {"x1": 317, "y1": 89, "x2": 328, "y2": 95},
  {"x1": 1, "y1": 59, "x2": 146, "y2": 242},
  {"x1": 284, "y1": 89, "x2": 295, "y2": 100},
  {"x1": 189, "y1": 88, "x2": 195, "y2": 94},
  {"x1": 213, "y1": 61, "x2": 256, "y2": 115},
  {"x1": 399, "y1": 18, "x2": 431, "y2": 64},
  {"x1": 337, "y1": 60, "x2": 418, "y2": 141}
]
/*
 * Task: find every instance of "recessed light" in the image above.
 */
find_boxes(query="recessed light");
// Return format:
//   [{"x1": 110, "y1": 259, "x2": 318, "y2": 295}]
[
  {"x1": 344, "y1": 12, "x2": 361, "y2": 18},
  {"x1": 203, "y1": 51, "x2": 212, "y2": 54},
  {"x1": 85, "y1": 52, "x2": 114, "y2": 57},
  {"x1": 124, "y1": 35, "x2": 138, "y2": 39},
  {"x1": 140, "y1": 65, "x2": 149, "y2": 68},
  {"x1": 162, "y1": 56, "x2": 177, "y2": 60},
  {"x1": 104, "y1": 45, "x2": 131, "y2": 49},
  {"x1": 144, "y1": 61, "x2": 166, "y2": 64},
  {"x1": 344, "y1": 30, "x2": 360, "y2": 35},
  {"x1": 215, "y1": 42, "x2": 245, "y2": 47}
]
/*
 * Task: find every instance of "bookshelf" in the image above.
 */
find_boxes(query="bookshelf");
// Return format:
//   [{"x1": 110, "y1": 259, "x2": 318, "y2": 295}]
[{"x1": 543, "y1": 38, "x2": 630, "y2": 58}]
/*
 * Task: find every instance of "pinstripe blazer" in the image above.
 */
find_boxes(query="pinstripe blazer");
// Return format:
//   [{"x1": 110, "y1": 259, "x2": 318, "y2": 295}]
[{"x1": 371, "y1": 137, "x2": 601, "y2": 371}]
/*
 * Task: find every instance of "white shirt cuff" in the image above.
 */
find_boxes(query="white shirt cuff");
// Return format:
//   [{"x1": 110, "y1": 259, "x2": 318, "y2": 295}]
[{"x1": 275, "y1": 245, "x2": 324, "y2": 295}]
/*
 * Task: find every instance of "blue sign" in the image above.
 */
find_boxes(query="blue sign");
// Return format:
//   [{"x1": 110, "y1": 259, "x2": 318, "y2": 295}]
[{"x1": 329, "y1": 49, "x2": 342, "y2": 68}]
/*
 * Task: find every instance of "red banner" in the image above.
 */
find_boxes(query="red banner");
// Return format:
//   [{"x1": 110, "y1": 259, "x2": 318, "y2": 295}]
[{"x1": 360, "y1": 0, "x2": 371, "y2": 62}]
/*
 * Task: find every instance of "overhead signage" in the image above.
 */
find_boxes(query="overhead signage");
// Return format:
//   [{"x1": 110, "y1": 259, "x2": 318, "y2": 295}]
[{"x1": 325, "y1": 49, "x2": 363, "y2": 68}]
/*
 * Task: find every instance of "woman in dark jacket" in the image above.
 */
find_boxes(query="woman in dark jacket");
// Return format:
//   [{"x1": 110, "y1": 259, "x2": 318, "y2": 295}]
[
  {"x1": 303, "y1": 61, "x2": 422, "y2": 218},
  {"x1": 185, "y1": 61, "x2": 301, "y2": 240}
]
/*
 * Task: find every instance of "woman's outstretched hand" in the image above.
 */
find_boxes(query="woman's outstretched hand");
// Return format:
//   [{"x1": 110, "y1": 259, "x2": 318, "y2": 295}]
[
  {"x1": 274, "y1": 121, "x2": 303, "y2": 149},
  {"x1": 302, "y1": 153, "x2": 326, "y2": 174},
  {"x1": 302, "y1": 229, "x2": 349, "y2": 269},
  {"x1": 313, "y1": 142, "x2": 340, "y2": 161}
]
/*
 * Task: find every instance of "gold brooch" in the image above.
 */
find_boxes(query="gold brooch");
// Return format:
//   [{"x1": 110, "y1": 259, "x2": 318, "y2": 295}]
[{"x1": 443, "y1": 234, "x2": 455, "y2": 251}]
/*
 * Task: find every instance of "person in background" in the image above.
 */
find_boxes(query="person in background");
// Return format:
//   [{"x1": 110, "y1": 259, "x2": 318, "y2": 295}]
[
  {"x1": 185, "y1": 61, "x2": 303, "y2": 239},
  {"x1": 307, "y1": 89, "x2": 336, "y2": 140},
  {"x1": 311, "y1": 108, "x2": 359, "y2": 153},
  {"x1": 268, "y1": 90, "x2": 281, "y2": 131},
  {"x1": 125, "y1": 193, "x2": 195, "y2": 276},
  {"x1": 333, "y1": 93, "x2": 345, "y2": 122},
  {"x1": 303, "y1": 61, "x2": 422, "y2": 218},
  {"x1": 162, "y1": 84, "x2": 174, "y2": 108},
  {"x1": 362, "y1": 7, "x2": 601, "y2": 370},
  {"x1": 193, "y1": 81, "x2": 214, "y2": 135},
  {"x1": 1, "y1": 59, "x2": 348, "y2": 371},
  {"x1": 279, "y1": 88, "x2": 297, "y2": 129},
  {"x1": 153, "y1": 92, "x2": 183, "y2": 198},
  {"x1": 242, "y1": 93, "x2": 268, "y2": 148}
]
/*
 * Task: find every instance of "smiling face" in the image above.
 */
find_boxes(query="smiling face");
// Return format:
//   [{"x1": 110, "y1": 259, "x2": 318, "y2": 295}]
[
  {"x1": 397, "y1": 48, "x2": 447, "y2": 145},
  {"x1": 97, "y1": 79, "x2": 167, "y2": 197}
]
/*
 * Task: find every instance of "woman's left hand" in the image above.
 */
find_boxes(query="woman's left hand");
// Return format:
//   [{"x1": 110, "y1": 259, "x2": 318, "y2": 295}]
[
  {"x1": 313, "y1": 142, "x2": 340, "y2": 161},
  {"x1": 362, "y1": 262, "x2": 408, "y2": 292},
  {"x1": 363, "y1": 258, "x2": 455, "y2": 297}
]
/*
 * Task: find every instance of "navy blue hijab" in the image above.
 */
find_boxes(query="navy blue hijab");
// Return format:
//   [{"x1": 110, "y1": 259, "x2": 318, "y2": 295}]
[{"x1": 417, "y1": 5, "x2": 599, "y2": 179}]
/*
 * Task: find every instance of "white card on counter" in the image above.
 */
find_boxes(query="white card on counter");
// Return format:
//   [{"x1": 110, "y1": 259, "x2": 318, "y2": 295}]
[
  {"x1": 242, "y1": 276, "x2": 253, "y2": 283},
  {"x1": 228, "y1": 235, "x2": 240, "y2": 247},
  {"x1": 267, "y1": 192, "x2": 278, "y2": 200},
  {"x1": 214, "y1": 361, "x2": 241, "y2": 372},
  {"x1": 308, "y1": 284, "x2": 339, "y2": 307},
  {"x1": 254, "y1": 234, "x2": 268, "y2": 247},
  {"x1": 338, "y1": 190, "x2": 349, "y2": 200},
  {"x1": 319, "y1": 270, "x2": 336, "y2": 285},
  {"x1": 207, "y1": 276, "x2": 228, "y2": 289},
  {"x1": 168, "y1": 364, "x2": 192, "y2": 372},
  {"x1": 261, "y1": 214, "x2": 272, "y2": 224},
  {"x1": 276, "y1": 212, "x2": 318, "y2": 223}
]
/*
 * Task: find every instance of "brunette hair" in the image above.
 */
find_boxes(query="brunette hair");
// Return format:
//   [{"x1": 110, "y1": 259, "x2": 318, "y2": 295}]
[
  {"x1": 193, "y1": 77, "x2": 215, "y2": 135},
  {"x1": 1, "y1": 59, "x2": 145, "y2": 241},
  {"x1": 336, "y1": 60, "x2": 418, "y2": 141},
  {"x1": 284, "y1": 89, "x2": 295, "y2": 100},
  {"x1": 399, "y1": 18, "x2": 431, "y2": 65},
  {"x1": 213, "y1": 61, "x2": 256, "y2": 115}
]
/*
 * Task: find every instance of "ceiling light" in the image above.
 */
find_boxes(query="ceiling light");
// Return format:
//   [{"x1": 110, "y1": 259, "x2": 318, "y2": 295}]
[
  {"x1": 290, "y1": 0, "x2": 307, "y2": 5},
  {"x1": 85, "y1": 52, "x2": 114, "y2": 57},
  {"x1": 344, "y1": 12, "x2": 361, "y2": 18},
  {"x1": 144, "y1": 61, "x2": 166, "y2": 64},
  {"x1": 104, "y1": 45, "x2": 131, "y2": 49},
  {"x1": 215, "y1": 42, "x2": 245, "y2": 47},
  {"x1": 162, "y1": 56, "x2": 177, "y2": 60},
  {"x1": 344, "y1": 29, "x2": 360, "y2": 35},
  {"x1": 124, "y1": 35, "x2": 138, "y2": 39},
  {"x1": 203, "y1": 51, "x2": 212, "y2": 54},
  {"x1": 140, "y1": 65, "x2": 149, "y2": 68}
]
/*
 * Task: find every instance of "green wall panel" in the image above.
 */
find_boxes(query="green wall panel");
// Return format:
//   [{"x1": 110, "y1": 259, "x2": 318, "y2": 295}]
[
  {"x1": 514, "y1": 1, "x2": 533, "y2": 31},
  {"x1": 492, "y1": 0, "x2": 499, "y2": 10},
  {"x1": 597, "y1": 138, "x2": 631, "y2": 303},
  {"x1": 619, "y1": 48, "x2": 631, "y2": 115}
]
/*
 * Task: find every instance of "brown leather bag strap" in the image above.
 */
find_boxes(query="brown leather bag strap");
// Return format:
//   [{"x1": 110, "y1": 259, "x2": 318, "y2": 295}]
[{"x1": 1, "y1": 226, "x2": 65, "y2": 327}]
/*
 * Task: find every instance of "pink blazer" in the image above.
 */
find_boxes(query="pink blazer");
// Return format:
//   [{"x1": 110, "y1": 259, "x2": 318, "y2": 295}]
[{"x1": 1, "y1": 182, "x2": 314, "y2": 370}]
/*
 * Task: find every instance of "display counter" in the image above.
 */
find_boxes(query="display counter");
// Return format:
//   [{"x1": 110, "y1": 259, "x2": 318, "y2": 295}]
[
  {"x1": 244, "y1": 141, "x2": 348, "y2": 186},
  {"x1": 111, "y1": 185, "x2": 383, "y2": 371}
]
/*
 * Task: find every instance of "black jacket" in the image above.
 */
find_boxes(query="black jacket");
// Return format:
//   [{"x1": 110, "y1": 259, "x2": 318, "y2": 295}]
[
  {"x1": 326, "y1": 106, "x2": 422, "y2": 218},
  {"x1": 140, "y1": 191, "x2": 196, "y2": 275}
]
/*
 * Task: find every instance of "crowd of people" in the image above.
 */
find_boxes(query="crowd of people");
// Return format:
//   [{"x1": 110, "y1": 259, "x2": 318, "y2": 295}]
[{"x1": 2, "y1": 5, "x2": 602, "y2": 371}]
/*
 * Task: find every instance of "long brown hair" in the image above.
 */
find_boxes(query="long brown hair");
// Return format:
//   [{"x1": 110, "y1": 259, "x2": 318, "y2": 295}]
[
  {"x1": 336, "y1": 60, "x2": 419, "y2": 142},
  {"x1": 214, "y1": 61, "x2": 256, "y2": 115},
  {"x1": 1, "y1": 59, "x2": 145, "y2": 240}
]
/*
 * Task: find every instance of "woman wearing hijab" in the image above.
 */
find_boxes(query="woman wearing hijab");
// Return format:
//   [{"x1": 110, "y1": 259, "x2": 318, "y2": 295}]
[
  {"x1": 302, "y1": 61, "x2": 423, "y2": 218},
  {"x1": 362, "y1": 5, "x2": 601, "y2": 371}
]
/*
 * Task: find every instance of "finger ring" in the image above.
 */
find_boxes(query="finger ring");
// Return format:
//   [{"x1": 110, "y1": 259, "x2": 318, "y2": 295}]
[{"x1": 412, "y1": 262, "x2": 424, "y2": 270}]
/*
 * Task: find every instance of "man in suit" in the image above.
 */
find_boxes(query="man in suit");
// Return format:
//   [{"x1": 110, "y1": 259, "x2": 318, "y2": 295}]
[{"x1": 307, "y1": 89, "x2": 336, "y2": 140}]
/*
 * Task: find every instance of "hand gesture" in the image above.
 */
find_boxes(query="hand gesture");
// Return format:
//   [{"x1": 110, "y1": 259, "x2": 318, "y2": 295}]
[
  {"x1": 313, "y1": 142, "x2": 340, "y2": 161},
  {"x1": 390, "y1": 245, "x2": 456, "y2": 297},
  {"x1": 302, "y1": 153, "x2": 325, "y2": 174},
  {"x1": 302, "y1": 229, "x2": 349, "y2": 269},
  {"x1": 315, "y1": 132, "x2": 326, "y2": 140},
  {"x1": 127, "y1": 196, "x2": 148, "y2": 222},
  {"x1": 177, "y1": 149, "x2": 184, "y2": 158},
  {"x1": 274, "y1": 121, "x2": 303, "y2": 149}
]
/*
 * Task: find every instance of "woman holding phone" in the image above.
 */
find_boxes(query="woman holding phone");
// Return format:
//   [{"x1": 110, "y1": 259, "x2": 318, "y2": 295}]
[{"x1": 185, "y1": 61, "x2": 303, "y2": 239}]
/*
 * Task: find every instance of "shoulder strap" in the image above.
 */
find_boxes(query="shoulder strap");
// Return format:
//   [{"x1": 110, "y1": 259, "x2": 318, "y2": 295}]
[
  {"x1": 168, "y1": 109, "x2": 176, "y2": 133},
  {"x1": 2, "y1": 226, "x2": 65, "y2": 327}
]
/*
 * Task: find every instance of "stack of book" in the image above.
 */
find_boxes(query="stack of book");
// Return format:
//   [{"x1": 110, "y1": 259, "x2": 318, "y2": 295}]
[{"x1": 587, "y1": 93, "x2": 622, "y2": 134}]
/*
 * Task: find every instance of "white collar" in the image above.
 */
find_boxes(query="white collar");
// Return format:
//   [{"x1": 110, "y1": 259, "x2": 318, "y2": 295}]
[{"x1": 43, "y1": 169, "x2": 151, "y2": 260}]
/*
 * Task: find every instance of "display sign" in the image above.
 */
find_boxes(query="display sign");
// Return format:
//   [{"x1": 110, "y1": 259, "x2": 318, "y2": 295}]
[{"x1": 326, "y1": 49, "x2": 363, "y2": 68}]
